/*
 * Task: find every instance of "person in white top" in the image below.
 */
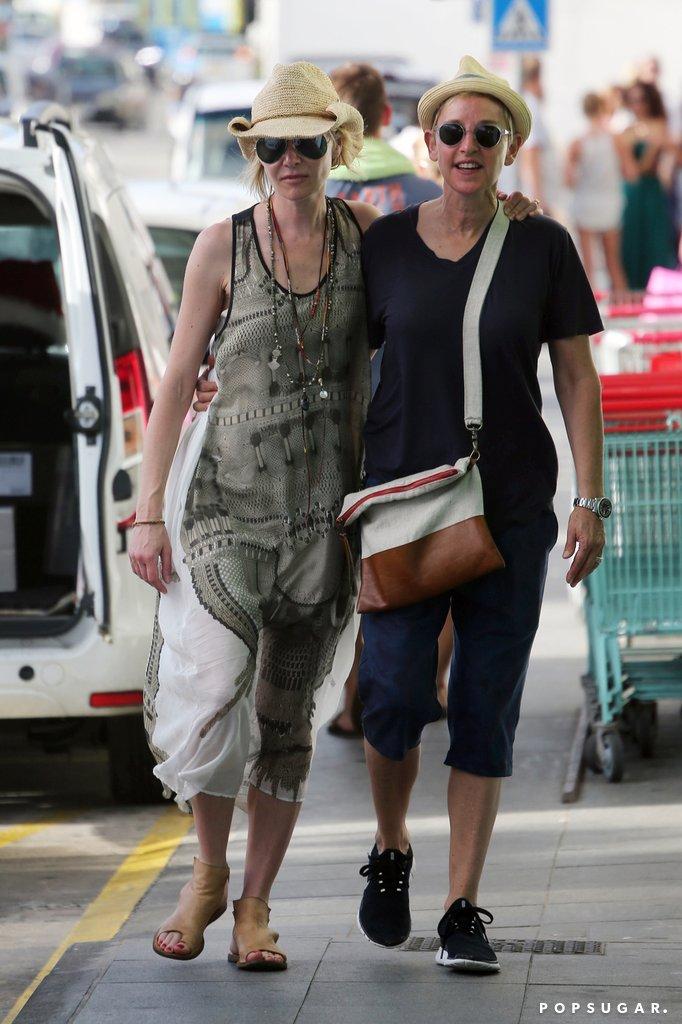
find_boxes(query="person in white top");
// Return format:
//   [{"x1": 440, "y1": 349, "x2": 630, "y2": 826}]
[
  {"x1": 519, "y1": 57, "x2": 554, "y2": 213},
  {"x1": 565, "y1": 92, "x2": 628, "y2": 294}
]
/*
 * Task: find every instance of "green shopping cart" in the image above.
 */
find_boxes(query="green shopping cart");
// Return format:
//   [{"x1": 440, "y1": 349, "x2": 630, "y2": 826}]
[{"x1": 582, "y1": 372, "x2": 682, "y2": 781}]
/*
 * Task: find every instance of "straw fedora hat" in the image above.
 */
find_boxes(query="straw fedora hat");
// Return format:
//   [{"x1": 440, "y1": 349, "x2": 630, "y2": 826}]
[
  {"x1": 228, "y1": 61, "x2": 364, "y2": 160},
  {"x1": 417, "y1": 55, "x2": 532, "y2": 144}
]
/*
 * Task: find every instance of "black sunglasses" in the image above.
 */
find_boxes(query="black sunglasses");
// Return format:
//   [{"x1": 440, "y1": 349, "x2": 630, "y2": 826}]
[
  {"x1": 255, "y1": 135, "x2": 329, "y2": 164},
  {"x1": 438, "y1": 122, "x2": 512, "y2": 149}
]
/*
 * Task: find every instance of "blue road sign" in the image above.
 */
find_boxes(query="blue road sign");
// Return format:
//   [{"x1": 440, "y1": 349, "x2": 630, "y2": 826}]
[{"x1": 492, "y1": 0, "x2": 549, "y2": 51}]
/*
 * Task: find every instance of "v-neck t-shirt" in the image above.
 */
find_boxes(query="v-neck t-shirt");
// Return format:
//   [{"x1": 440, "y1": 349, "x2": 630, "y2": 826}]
[{"x1": 361, "y1": 207, "x2": 603, "y2": 531}]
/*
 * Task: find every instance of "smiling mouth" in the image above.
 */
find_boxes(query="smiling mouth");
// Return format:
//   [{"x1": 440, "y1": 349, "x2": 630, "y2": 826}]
[{"x1": 455, "y1": 162, "x2": 483, "y2": 170}]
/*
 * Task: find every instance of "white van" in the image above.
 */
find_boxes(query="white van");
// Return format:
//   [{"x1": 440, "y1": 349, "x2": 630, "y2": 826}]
[{"x1": 0, "y1": 104, "x2": 175, "y2": 802}]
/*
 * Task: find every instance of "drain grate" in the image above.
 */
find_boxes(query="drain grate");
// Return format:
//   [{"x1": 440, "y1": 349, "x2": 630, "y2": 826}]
[{"x1": 404, "y1": 937, "x2": 605, "y2": 955}]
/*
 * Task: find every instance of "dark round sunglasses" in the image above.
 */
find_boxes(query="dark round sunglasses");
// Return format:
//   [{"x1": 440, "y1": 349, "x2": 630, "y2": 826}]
[
  {"x1": 438, "y1": 122, "x2": 512, "y2": 149},
  {"x1": 255, "y1": 135, "x2": 329, "y2": 164}
]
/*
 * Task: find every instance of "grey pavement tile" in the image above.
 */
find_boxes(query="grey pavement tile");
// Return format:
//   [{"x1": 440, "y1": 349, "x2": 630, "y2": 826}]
[
  {"x1": 312, "y1": 938, "x2": 533, "y2": 984},
  {"x1": 75, "y1": 981, "x2": 310, "y2": 1024},
  {"x1": 541, "y1": 901, "x2": 682, "y2": 926},
  {"x1": 15, "y1": 943, "x2": 113, "y2": 1024},
  {"x1": 552, "y1": 862, "x2": 682, "y2": 884},
  {"x1": 295, "y1": 980, "x2": 527, "y2": 1024},
  {"x1": 263, "y1": 861, "x2": 371, "y2": 883},
  {"x1": 520, "y1": 987, "x2": 682, "y2": 1024},
  {"x1": 267, "y1": 877, "x2": 366, "y2": 899},
  {"x1": 547, "y1": 883, "x2": 678, "y2": 905},
  {"x1": 528, "y1": 943, "x2": 682, "y2": 987},
  {"x1": 555, "y1": 851, "x2": 682, "y2": 868},
  {"x1": 255, "y1": 913, "x2": 356, "y2": 938},
  {"x1": 586, "y1": 919, "x2": 682, "y2": 942},
  {"x1": 103, "y1": 937, "x2": 328, "y2": 984},
  {"x1": 268, "y1": 893, "x2": 449, "y2": 917}
]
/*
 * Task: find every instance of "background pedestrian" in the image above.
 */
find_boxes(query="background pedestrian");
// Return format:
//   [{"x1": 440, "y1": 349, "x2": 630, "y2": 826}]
[{"x1": 565, "y1": 92, "x2": 627, "y2": 293}]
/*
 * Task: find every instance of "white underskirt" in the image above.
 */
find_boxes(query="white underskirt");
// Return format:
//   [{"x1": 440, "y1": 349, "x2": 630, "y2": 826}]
[{"x1": 150, "y1": 407, "x2": 359, "y2": 810}]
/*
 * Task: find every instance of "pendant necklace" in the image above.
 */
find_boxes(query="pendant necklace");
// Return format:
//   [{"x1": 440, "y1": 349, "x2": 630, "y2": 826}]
[
  {"x1": 267, "y1": 194, "x2": 336, "y2": 410},
  {"x1": 266, "y1": 194, "x2": 336, "y2": 520}
]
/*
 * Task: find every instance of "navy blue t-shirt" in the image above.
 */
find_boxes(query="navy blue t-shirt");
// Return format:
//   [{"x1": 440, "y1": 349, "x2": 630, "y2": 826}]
[{"x1": 361, "y1": 208, "x2": 603, "y2": 530}]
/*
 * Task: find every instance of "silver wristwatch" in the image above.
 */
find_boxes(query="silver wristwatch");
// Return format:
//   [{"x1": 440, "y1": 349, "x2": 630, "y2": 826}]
[{"x1": 573, "y1": 496, "x2": 612, "y2": 520}]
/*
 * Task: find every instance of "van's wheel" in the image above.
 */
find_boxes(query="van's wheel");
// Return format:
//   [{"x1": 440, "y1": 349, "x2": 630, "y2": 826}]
[{"x1": 107, "y1": 714, "x2": 165, "y2": 804}]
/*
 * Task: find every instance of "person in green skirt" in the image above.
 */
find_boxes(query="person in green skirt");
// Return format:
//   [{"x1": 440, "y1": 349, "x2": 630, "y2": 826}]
[{"x1": 620, "y1": 80, "x2": 677, "y2": 290}]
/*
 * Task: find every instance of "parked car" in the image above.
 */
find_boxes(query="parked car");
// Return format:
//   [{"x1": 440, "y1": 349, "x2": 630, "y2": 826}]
[
  {"x1": 169, "y1": 78, "x2": 262, "y2": 182},
  {"x1": 27, "y1": 45, "x2": 150, "y2": 129},
  {"x1": 126, "y1": 176, "x2": 250, "y2": 302},
  {"x1": 166, "y1": 32, "x2": 256, "y2": 96},
  {"x1": 0, "y1": 103, "x2": 175, "y2": 802}
]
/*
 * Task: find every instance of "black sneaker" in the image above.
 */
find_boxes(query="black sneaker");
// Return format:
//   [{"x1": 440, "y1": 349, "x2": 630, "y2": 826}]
[
  {"x1": 435, "y1": 897, "x2": 500, "y2": 973},
  {"x1": 357, "y1": 844, "x2": 413, "y2": 947}
]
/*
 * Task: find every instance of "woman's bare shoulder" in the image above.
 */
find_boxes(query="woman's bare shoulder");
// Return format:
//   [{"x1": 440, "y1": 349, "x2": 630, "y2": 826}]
[
  {"x1": 189, "y1": 219, "x2": 233, "y2": 289},
  {"x1": 194, "y1": 218, "x2": 233, "y2": 259}
]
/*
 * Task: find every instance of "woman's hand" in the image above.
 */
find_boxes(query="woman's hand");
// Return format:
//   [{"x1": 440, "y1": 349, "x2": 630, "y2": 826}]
[
  {"x1": 562, "y1": 508, "x2": 605, "y2": 588},
  {"x1": 497, "y1": 190, "x2": 543, "y2": 219},
  {"x1": 193, "y1": 354, "x2": 218, "y2": 413},
  {"x1": 129, "y1": 524, "x2": 174, "y2": 594}
]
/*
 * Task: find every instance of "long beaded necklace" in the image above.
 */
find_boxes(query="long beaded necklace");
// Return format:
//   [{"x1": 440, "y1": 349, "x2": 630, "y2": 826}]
[
  {"x1": 266, "y1": 194, "x2": 336, "y2": 521},
  {"x1": 266, "y1": 194, "x2": 336, "y2": 412}
]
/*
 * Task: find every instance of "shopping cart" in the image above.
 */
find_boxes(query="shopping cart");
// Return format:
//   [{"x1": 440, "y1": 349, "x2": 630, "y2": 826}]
[{"x1": 582, "y1": 372, "x2": 682, "y2": 781}]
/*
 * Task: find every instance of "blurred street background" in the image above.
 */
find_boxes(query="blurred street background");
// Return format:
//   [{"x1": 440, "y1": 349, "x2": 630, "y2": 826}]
[
  {"x1": 2, "y1": 0, "x2": 682, "y2": 267},
  {"x1": 1, "y1": 2, "x2": 682, "y2": 1023}
]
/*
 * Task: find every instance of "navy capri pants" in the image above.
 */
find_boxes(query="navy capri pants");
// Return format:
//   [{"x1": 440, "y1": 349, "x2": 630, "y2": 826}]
[{"x1": 358, "y1": 508, "x2": 558, "y2": 777}]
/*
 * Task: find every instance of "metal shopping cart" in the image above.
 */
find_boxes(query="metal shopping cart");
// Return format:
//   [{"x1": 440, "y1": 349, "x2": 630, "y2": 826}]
[
  {"x1": 593, "y1": 291, "x2": 682, "y2": 376},
  {"x1": 581, "y1": 372, "x2": 682, "y2": 781}
]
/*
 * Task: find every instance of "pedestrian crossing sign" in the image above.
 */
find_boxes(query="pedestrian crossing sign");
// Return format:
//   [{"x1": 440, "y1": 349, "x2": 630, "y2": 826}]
[{"x1": 492, "y1": 0, "x2": 549, "y2": 51}]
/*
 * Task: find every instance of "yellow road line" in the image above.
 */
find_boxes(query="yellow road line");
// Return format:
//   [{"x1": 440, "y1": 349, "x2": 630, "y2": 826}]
[
  {"x1": 1, "y1": 806, "x2": 193, "y2": 1024},
  {"x1": 0, "y1": 812, "x2": 74, "y2": 849}
]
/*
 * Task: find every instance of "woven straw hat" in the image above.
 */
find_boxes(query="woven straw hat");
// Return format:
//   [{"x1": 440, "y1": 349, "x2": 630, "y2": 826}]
[
  {"x1": 228, "y1": 61, "x2": 364, "y2": 160},
  {"x1": 417, "y1": 55, "x2": 532, "y2": 144}
]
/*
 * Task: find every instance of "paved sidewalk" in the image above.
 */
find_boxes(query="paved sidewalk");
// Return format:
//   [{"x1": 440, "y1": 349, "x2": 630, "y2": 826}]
[{"x1": 17, "y1": 366, "x2": 682, "y2": 1024}]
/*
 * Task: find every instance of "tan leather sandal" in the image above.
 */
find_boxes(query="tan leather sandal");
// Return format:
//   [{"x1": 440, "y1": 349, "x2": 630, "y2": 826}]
[
  {"x1": 228, "y1": 896, "x2": 288, "y2": 971},
  {"x1": 152, "y1": 858, "x2": 229, "y2": 961}
]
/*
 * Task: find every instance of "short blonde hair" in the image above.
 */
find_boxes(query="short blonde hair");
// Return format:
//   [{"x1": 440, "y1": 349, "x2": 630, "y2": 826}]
[{"x1": 241, "y1": 129, "x2": 355, "y2": 199}]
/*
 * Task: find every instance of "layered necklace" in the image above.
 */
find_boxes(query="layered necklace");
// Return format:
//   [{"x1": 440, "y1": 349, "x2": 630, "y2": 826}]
[
  {"x1": 266, "y1": 194, "x2": 337, "y2": 520},
  {"x1": 266, "y1": 194, "x2": 336, "y2": 412}
]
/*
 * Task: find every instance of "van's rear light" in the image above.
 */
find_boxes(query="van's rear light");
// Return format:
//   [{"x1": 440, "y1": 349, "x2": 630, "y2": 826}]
[
  {"x1": 117, "y1": 511, "x2": 136, "y2": 533},
  {"x1": 114, "y1": 351, "x2": 151, "y2": 459},
  {"x1": 90, "y1": 690, "x2": 143, "y2": 708}
]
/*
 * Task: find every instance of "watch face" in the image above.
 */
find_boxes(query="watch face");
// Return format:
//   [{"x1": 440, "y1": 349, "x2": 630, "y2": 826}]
[{"x1": 597, "y1": 498, "x2": 613, "y2": 519}]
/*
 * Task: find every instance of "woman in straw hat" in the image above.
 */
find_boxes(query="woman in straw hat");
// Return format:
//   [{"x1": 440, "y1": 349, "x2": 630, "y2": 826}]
[
  {"x1": 132, "y1": 59, "x2": 538, "y2": 972},
  {"x1": 130, "y1": 61, "x2": 374, "y2": 970},
  {"x1": 352, "y1": 56, "x2": 606, "y2": 973}
]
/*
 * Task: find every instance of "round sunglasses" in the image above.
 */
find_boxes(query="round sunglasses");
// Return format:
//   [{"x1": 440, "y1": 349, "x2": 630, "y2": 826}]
[
  {"x1": 438, "y1": 122, "x2": 512, "y2": 149},
  {"x1": 256, "y1": 135, "x2": 329, "y2": 164}
]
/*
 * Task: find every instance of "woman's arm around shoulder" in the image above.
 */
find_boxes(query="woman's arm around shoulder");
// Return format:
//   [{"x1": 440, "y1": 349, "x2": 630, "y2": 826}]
[{"x1": 344, "y1": 200, "x2": 383, "y2": 234}]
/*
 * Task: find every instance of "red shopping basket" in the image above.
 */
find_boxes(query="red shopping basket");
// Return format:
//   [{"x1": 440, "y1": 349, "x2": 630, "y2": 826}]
[{"x1": 601, "y1": 372, "x2": 682, "y2": 433}]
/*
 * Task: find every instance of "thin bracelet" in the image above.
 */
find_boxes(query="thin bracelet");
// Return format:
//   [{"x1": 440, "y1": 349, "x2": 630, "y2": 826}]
[{"x1": 133, "y1": 518, "x2": 165, "y2": 527}]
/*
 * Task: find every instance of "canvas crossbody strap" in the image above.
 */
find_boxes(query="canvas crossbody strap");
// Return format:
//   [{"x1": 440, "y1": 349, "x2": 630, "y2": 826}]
[{"x1": 462, "y1": 201, "x2": 510, "y2": 437}]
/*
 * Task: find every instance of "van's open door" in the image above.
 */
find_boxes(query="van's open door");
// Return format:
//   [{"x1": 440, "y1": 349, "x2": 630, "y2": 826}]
[{"x1": 49, "y1": 124, "x2": 112, "y2": 632}]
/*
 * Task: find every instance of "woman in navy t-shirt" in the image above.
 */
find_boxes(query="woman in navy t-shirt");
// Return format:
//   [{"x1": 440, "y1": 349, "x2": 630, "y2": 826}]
[{"x1": 356, "y1": 57, "x2": 606, "y2": 973}]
